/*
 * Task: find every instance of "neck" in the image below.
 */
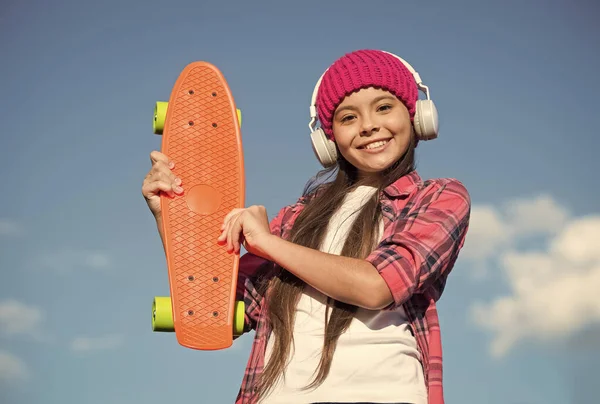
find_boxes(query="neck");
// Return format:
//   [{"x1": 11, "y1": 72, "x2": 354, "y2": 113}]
[{"x1": 355, "y1": 171, "x2": 381, "y2": 188}]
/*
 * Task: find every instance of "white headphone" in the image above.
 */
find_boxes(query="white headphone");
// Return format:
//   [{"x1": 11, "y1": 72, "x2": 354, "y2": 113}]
[{"x1": 308, "y1": 51, "x2": 439, "y2": 168}]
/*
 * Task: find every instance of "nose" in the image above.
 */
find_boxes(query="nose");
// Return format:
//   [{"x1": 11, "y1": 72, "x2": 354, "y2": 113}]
[{"x1": 360, "y1": 115, "x2": 379, "y2": 136}]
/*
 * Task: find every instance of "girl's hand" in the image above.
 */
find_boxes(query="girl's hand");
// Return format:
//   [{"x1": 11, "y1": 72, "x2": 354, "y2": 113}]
[
  {"x1": 217, "y1": 205, "x2": 273, "y2": 257},
  {"x1": 141, "y1": 151, "x2": 184, "y2": 219}
]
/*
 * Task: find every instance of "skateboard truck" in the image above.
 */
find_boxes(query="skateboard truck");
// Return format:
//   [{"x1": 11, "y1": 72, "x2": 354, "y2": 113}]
[{"x1": 152, "y1": 296, "x2": 245, "y2": 336}]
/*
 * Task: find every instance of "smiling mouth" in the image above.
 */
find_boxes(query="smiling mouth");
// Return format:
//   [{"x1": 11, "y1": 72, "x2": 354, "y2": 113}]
[{"x1": 359, "y1": 139, "x2": 390, "y2": 150}]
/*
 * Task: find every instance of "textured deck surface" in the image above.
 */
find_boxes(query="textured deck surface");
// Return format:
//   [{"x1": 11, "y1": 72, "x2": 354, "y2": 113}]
[{"x1": 161, "y1": 62, "x2": 244, "y2": 350}]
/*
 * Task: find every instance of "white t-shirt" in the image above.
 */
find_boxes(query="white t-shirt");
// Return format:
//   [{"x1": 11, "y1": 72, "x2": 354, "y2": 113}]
[{"x1": 260, "y1": 186, "x2": 427, "y2": 404}]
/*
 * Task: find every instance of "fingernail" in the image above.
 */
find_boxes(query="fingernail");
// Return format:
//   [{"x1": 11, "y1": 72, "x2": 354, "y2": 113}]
[
  {"x1": 175, "y1": 177, "x2": 182, "y2": 185},
  {"x1": 175, "y1": 186, "x2": 183, "y2": 193},
  {"x1": 169, "y1": 161, "x2": 175, "y2": 168}
]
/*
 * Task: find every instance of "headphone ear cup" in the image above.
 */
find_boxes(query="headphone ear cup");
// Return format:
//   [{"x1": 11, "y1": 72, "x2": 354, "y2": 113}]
[
  {"x1": 413, "y1": 99, "x2": 439, "y2": 141},
  {"x1": 310, "y1": 128, "x2": 338, "y2": 167}
]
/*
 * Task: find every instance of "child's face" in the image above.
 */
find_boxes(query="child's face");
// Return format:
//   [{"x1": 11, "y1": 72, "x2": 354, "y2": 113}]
[{"x1": 332, "y1": 87, "x2": 412, "y2": 180}]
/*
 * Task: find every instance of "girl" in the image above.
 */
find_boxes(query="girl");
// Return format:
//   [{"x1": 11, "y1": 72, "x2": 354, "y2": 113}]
[{"x1": 142, "y1": 49, "x2": 471, "y2": 404}]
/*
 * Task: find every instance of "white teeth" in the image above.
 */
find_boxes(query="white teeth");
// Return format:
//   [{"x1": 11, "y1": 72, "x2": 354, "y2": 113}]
[{"x1": 365, "y1": 140, "x2": 388, "y2": 150}]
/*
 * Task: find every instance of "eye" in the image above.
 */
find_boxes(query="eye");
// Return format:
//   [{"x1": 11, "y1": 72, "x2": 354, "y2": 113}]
[
  {"x1": 340, "y1": 114, "x2": 355, "y2": 123},
  {"x1": 377, "y1": 104, "x2": 392, "y2": 112}
]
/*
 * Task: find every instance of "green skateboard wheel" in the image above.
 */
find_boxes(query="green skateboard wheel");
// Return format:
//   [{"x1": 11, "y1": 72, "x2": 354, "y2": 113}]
[
  {"x1": 152, "y1": 296, "x2": 174, "y2": 332},
  {"x1": 236, "y1": 108, "x2": 242, "y2": 128},
  {"x1": 152, "y1": 297, "x2": 244, "y2": 336},
  {"x1": 153, "y1": 101, "x2": 168, "y2": 134},
  {"x1": 233, "y1": 300, "x2": 245, "y2": 336}
]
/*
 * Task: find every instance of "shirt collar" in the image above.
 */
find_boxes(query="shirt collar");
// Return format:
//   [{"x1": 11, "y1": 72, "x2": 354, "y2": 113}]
[{"x1": 382, "y1": 170, "x2": 422, "y2": 198}]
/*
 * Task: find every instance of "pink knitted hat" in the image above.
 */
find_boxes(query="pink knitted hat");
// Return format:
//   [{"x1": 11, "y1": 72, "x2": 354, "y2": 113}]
[{"x1": 316, "y1": 49, "x2": 419, "y2": 140}]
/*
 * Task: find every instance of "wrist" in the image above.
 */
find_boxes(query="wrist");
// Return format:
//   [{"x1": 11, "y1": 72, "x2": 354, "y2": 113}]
[{"x1": 255, "y1": 233, "x2": 279, "y2": 261}]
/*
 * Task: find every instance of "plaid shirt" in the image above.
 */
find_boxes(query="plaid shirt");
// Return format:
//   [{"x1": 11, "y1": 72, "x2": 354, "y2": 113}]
[{"x1": 234, "y1": 171, "x2": 471, "y2": 404}]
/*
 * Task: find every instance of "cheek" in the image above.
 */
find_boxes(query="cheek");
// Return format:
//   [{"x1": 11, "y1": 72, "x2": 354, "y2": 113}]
[
  {"x1": 332, "y1": 133, "x2": 357, "y2": 161},
  {"x1": 332, "y1": 127, "x2": 352, "y2": 148},
  {"x1": 390, "y1": 115, "x2": 412, "y2": 133}
]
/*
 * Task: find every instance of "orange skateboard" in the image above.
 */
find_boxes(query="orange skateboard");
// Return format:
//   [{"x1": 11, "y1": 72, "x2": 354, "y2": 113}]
[{"x1": 150, "y1": 61, "x2": 245, "y2": 350}]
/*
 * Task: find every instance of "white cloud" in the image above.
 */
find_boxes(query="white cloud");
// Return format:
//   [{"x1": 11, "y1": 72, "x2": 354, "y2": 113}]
[
  {"x1": 71, "y1": 334, "x2": 123, "y2": 353},
  {"x1": 461, "y1": 194, "x2": 570, "y2": 272},
  {"x1": 459, "y1": 204, "x2": 510, "y2": 268},
  {"x1": 466, "y1": 192, "x2": 600, "y2": 357},
  {"x1": 33, "y1": 247, "x2": 111, "y2": 273},
  {"x1": 0, "y1": 300, "x2": 44, "y2": 340},
  {"x1": 503, "y1": 194, "x2": 570, "y2": 237},
  {"x1": 0, "y1": 218, "x2": 24, "y2": 237},
  {"x1": 0, "y1": 351, "x2": 29, "y2": 382}
]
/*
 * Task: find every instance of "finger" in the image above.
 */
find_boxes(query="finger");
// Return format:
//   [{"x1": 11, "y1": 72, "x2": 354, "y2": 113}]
[
  {"x1": 239, "y1": 234, "x2": 247, "y2": 252},
  {"x1": 147, "y1": 165, "x2": 182, "y2": 192},
  {"x1": 221, "y1": 208, "x2": 245, "y2": 231},
  {"x1": 154, "y1": 170, "x2": 182, "y2": 187},
  {"x1": 218, "y1": 212, "x2": 236, "y2": 251},
  {"x1": 151, "y1": 160, "x2": 176, "y2": 177},
  {"x1": 150, "y1": 151, "x2": 175, "y2": 169},
  {"x1": 143, "y1": 173, "x2": 182, "y2": 198},
  {"x1": 142, "y1": 180, "x2": 171, "y2": 198},
  {"x1": 150, "y1": 150, "x2": 170, "y2": 164},
  {"x1": 234, "y1": 225, "x2": 245, "y2": 254},
  {"x1": 217, "y1": 211, "x2": 240, "y2": 243},
  {"x1": 142, "y1": 179, "x2": 182, "y2": 198},
  {"x1": 142, "y1": 181, "x2": 180, "y2": 197},
  {"x1": 228, "y1": 214, "x2": 244, "y2": 253}
]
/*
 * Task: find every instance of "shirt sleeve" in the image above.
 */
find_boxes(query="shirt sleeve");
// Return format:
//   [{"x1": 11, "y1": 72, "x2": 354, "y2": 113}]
[
  {"x1": 235, "y1": 204, "x2": 290, "y2": 335},
  {"x1": 366, "y1": 179, "x2": 471, "y2": 308}
]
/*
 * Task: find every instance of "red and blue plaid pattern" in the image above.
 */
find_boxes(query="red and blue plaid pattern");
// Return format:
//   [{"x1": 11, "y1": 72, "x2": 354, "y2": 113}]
[{"x1": 234, "y1": 171, "x2": 471, "y2": 404}]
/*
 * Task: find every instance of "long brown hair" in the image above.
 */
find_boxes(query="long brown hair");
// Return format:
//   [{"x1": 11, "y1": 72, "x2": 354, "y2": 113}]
[{"x1": 256, "y1": 135, "x2": 417, "y2": 398}]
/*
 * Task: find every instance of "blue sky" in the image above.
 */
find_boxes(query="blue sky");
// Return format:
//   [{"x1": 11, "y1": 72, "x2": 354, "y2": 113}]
[{"x1": 1, "y1": 1, "x2": 599, "y2": 403}]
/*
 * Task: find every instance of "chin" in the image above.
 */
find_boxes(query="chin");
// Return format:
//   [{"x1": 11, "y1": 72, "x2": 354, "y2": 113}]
[
  {"x1": 355, "y1": 154, "x2": 397, "y2": 172},
  {"x1": 364, "y1": 163, "x2": 394, "y2": 173}
]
